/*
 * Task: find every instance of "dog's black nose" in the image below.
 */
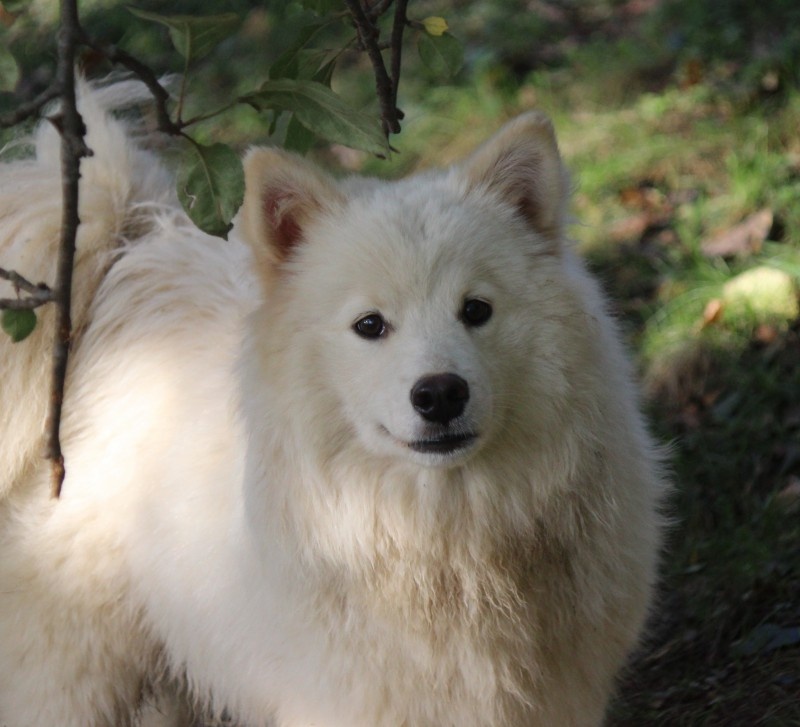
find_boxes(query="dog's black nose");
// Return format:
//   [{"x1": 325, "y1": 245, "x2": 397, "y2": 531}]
[{"x1": 410, "y1": 374, "x2": 469, "y2": 425}]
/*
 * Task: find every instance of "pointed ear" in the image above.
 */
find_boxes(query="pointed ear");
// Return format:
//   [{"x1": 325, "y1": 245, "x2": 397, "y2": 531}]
[
  {"x1": 241, "y1": 147, "x2": 343, "y2": 272},
  {"x1": 461, "y1": 112, "x2": 569, "y2": 244}
]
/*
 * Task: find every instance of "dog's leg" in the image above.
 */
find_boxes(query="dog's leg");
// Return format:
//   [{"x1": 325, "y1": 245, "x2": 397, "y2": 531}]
[
  {"x1": 0, "y1": 595, "x2": 150, "y2": 727},
  {"x1": 0, "y1": 491, "x2": 156, "y2": 727}
]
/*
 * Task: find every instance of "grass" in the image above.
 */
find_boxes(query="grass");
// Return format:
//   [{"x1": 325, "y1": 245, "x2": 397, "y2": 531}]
[
  {"x1": 612, "y1": 324, "x2": 800, "y2": 725},
  {"x1": 554, "y1": 40, "x2": 800, "y2": 727}
]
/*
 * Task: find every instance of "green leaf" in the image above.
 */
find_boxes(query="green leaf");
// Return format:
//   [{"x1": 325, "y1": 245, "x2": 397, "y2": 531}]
[
  {"x1": 417, "y1": 32, "x2": 464, "y2": 78},
  {"x1": 177, "y1": 142, "x2": 244, "y2": 239},
  {"x1": 247, "y1": 79, "x2": 389, "y2": 156},
  {"x1": 284, "y1": 114, "x2": 317, "y2": 154},
  {"x1": 312, "y1": 59, "x2": 336, "y2": 87},
  {"x1": 269, "y1": 20, "x2": 328, "y2": 79},
  {"x1": 0, "y1": 43, "x2": 20, "y2": 93},
  {"x1": 272, "y1": 49, "x2": 333, "y2": 82},
  {"x1": 298, "y1": 0, "x2": 341, "y2": 14},
  {"x1": 1, "y1": 308, "x2": 36, "y2": 343},
  {"x1": 128, "y1": 8, "x2": 239, "y2": 62}
]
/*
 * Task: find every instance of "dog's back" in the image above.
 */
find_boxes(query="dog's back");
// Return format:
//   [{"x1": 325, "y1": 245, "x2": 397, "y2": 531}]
[{"x1": 0, "y1": 83, "x2": 173, "y2": 493}]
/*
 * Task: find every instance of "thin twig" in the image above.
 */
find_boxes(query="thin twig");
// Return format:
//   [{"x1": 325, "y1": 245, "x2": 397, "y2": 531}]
[
  {"x1": 175, "y1": 50, "x2": 191, "y2": 125},
  {"x1": 366, "y1": 0, "x2": 394, "y2": 22},
  {"x1": 0, "y1": 84, "x2": 60, "y2": 128},
  {"x1": 0, "y1": 267, "x2": 53, "y2": 295},
  {"x1": 181, "y1": 99, "x2": 242, "y2": 129},
  {"x1": 343, "y1": 0, "x2": 401, "y2": 136},
  {"x1": 79, "y1": 35, "x2": 182, "y2": 136},
  {"x1": 0, "y1": 263, "x2": 54, "y2": 311},
  {"x1": 388, "y1": 0, "x2": 408, "y2": 119},
  {"x1": 47, "y1": 0, "x2": 91, "y2": 498},
  {"x1": 0, "y1": 295, "x2": 51, "y2": 310},
  {"x1": 3, "y1": 13, "x2": 185, "y2": 498}
]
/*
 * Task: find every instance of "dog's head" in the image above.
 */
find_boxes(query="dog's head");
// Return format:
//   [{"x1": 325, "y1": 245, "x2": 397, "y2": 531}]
[{"x1": 240, "y1": 114, "x2": 571, "y2": 470}]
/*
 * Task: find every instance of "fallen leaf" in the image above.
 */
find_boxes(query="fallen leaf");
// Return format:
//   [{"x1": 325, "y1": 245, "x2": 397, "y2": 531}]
[
  {"x1": 761, "y1": 70, "x2": 780, "y2": 92},
  {"x1": 701, "y1": 298, "x2": 724, "y2": 328},
  {"x1": 722, "y1": 266, "x2": 798, "y2": 320},
  {"x1": 701, "y1": 209, "x2": 773, "y2": 257},
  {"x1": 609, "y1": 212, "x2": 651, "y2": 242},
  {"x1": 682, "y1": 58, "x2": 704, "y2": 87},
  {"x1": 619, "y1": 185, "x2": 650, "y2": 208},
  {"x1": 754, "y1": 323, "x2": 779, "y2": 344}
]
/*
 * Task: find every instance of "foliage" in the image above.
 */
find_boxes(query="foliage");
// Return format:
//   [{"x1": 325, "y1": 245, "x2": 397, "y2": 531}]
[
  {"x1": 0, "y1": 1, "x2": 466, "y2": 240},
  {"x1": 1, "y1": 308, "x2": 36, "y2": 342},
  {"x1": 0, "y1": 1, "x2": 466, "y2": 340}
]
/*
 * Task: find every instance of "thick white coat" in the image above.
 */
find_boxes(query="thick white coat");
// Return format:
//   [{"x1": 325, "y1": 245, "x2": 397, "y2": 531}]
[{"x1": 0, "y1": 83, "x2": 665, "y2": 726}]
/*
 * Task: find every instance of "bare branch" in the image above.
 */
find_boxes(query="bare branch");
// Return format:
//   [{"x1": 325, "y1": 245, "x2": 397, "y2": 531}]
[
  {"x1": 3, "y1": 5, "x2": 195, "y2": 498},
  {"x1": 0, "y1": 266, "x2": 54, "y2": 310},
  {"x1": 47, "y1": 0, "x2": 91, "y2": 498},
  {"x1": 366, "y1": 0, "x2": 395, "y2": 22},
  {"x1": 0, "y1": 85, "x2": 61, "y2": 129},
  {"x1": 344, "y1": 0, "x2": 402, "y2": 137},
  {"x1": 389, "y1": 0, "x2": 408, "y2": 119},
  {"x1": 79, "y1": 35, "x2": 182, "y2": 137},
  {"x1": 0, "y1": 267, "x2": 53, "y2": 294}
]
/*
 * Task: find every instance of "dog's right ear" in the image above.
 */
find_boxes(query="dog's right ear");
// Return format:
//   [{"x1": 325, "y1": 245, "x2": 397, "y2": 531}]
[{"x1": 241, "y1": 148, "x2": 342, "y2": 273}]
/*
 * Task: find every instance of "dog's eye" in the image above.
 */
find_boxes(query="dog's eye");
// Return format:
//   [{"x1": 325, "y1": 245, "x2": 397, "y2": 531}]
[
  {"x1": 353, "y1": 313, "x2": 387, "y2": 340},
  {"x1": 461, "y1": 299, "x2": 493, "y2": 327}
]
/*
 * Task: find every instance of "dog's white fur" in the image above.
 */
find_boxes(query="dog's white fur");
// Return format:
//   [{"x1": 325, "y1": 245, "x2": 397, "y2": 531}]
[{"x1": 0, "y1": 83, "x2": 665, "y2": 727}]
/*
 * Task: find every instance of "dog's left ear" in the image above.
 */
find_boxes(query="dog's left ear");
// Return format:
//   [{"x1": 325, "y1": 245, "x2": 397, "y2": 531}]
[
  {"x1": 461, "y1": 112, "x2": 569, "y2": 246},
  {"x1": 241, "y1": 147, "x2": 343, "y2": 275}
]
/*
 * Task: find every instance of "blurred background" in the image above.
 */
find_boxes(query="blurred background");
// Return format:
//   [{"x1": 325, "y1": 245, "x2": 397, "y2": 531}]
[{"x1": 3, "y1": 1, "x2": 800, "y2": 723}]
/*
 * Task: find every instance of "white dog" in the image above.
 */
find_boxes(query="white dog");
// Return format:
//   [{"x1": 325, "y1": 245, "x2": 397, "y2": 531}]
[{"x1": 0, "y1": 82, "x2": 665, "y2": 727}]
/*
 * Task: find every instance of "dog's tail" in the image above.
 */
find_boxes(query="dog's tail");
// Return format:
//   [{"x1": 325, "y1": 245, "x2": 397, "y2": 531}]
[{"x1": 0, "y1": 78, "x2": 175, "y2": 495}]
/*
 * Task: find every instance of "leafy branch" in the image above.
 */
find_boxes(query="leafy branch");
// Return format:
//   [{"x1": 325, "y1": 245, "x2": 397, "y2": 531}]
[
  {"x1": 0, "y1": 0, "x2": 463, "y2": 497},
  {"x1": 0, "y1": 0, "x2": 91, "y2": 496},
  {"x1": 344, "y1": 0, "x2": 407, "y2": 137}
]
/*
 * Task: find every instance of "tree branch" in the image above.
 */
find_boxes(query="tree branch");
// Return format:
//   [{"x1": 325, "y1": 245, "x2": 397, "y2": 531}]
[
  {"x1": 344, "y1": 0, "x2": 402, "y2": 137},
  {"x1": 0, "y1": 267, "x2": 53, "y2": 294},
  {"x1": 0, "y1": 85, "x2": 61, "y2": 128},
  {"x1": 47, "y1": 0, "x2": 91, "y2": 498},
  {"x1": 2, "y1": 7, "x2": 189, "y2": 499},
  {"x1": 0, "y1": 267, "x2": 54, "y2": 310},
  {"x1": 389, "y1": 0, "x2": 408, "y2": 119},
  {"x1": 366, "y1": 0, "x2": 395, "y2": 22},
  {"x1": 79, "y1": 35, "x2": 182, "y2": 137}
]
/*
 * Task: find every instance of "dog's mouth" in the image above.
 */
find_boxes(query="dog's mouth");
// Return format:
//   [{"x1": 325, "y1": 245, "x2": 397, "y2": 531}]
[{"x1": 407, "y1": 432, "x2": 477, "y2": 455}]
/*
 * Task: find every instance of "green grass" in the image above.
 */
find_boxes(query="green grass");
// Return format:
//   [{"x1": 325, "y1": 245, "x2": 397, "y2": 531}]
[{"x1": 553, "y1": 50, "x2": 800, "y2": 727}]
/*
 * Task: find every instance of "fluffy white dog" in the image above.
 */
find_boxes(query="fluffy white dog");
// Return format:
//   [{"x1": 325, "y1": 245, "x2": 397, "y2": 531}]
[{"x1": 0, "y1": 82, "x2": 665, "y2": 726}]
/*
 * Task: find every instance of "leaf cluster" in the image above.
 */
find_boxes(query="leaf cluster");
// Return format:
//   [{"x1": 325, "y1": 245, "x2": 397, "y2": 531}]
[
  {"x1": 119, "y1": 4, "x2": 460, "y2": 237},
  {"x1": 0, "y1": 1, "x2": 465, "y2": 341}
]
